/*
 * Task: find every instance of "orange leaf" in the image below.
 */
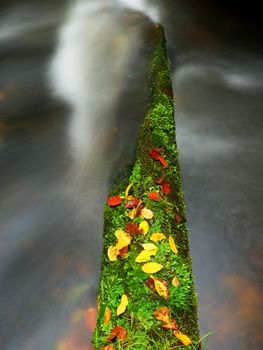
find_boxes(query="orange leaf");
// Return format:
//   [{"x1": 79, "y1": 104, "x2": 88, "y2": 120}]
[
  {"x1": 150, "y1": 149, "x2": 169, "y2": 168},
  {"x1": 154, "y1": 307, "x2": 170, "y2": 324},
  {"x1": 161, "y1": 319, "x2": 179, "y2": 330},
  {"x1": 172, "y1": 276, "x2": 180, "y2": 287},
  {"x1": 107, "y1": 326, "x2": 127, "y2": 342},
  {"x1": 161, "y1": 183, "x2": 171, "y2": 195},
  {"x1": 169, "y1": 235, "x2": 178, "y2": 254},
  {"x1": 101, "y1": 345, "x2": 114, "y2": 350},
  {"x1": 147, "y1": 192, "x2": 162, "y2": 201},
  {"x1": 107, "y1": 196, "x2": 122, "y2": 206},
  {"x1": 173, "y1": 330, "x2": 192, "y2": 345},
  {"x1": 125, "y1": 223, "x2": 140, "y2": 234},
  {"x1": 154, "y1": 307, "x2": 178, "y2": 331},
  {"x1": 128, "y1": 203, "x2": 144, "y2": 219},
  {"x1": 103, "y1": 307, "x2": 112, "y2": 325}
]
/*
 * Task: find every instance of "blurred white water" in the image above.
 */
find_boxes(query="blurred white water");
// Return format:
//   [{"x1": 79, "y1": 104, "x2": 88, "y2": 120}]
[{"x1": 49, "y1": 0, "x2": 159, "y2": 218}]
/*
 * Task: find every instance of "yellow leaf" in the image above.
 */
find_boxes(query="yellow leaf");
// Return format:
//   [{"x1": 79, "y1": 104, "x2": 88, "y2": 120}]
[
  {"x1": 140, "y1": 207, "x2": 154, "y2": 219},
  {"x1": 153, "y1": 278, "x2": 169, "y2": 299},
  {"x1": 117, "y1": 294, "x2": 128, "y2": 316},
  {"x1": 125, "y1": 183, "x2": 133, "y2": 198},
  {"x1": 150, "y1": 232, "x2": 166, "y2": 242},
  {"x1": 135, "y1": 249, "x2": 156, "y2": 263},
  {"x1": 142, "y1": 262, "x2": 163, "y2": 274},
  {"x1": 169, "y1": 235, "x2": 178, "y2": 254},
  {"x1": 139, "y1": 220, "x2": 149, "y2": 235},
  {"x1": 103, "y1": 307, "x2": 112, "y2": 324},
  {"x1": 172, "y1": 276, "x2": 180, "y2": 287},
  {"x1": 173, "y1": 330, "x2": 192, "y2": 345},
  {"x1": 107, "y1": 246, "x2": 119, "y2": 261},
  {"x1": 141, "y1": 243, "x2": 157, "y2": 251},
  {"x1": 115, "y1": 230, "x2": 131, "y2": 249}
]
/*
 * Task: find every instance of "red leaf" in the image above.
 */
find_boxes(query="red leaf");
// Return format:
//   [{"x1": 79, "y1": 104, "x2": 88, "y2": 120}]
[
  {"x1": 145, "y1": 277, "x2": 155, "y2": 291},
  {"x1": 150, "y1": 149, "x2": 169, "y2": 168},
  {"x1": 125, "y1": 223, "x2": 140, "y2": 234},
  {"x1": 107, "y1": 326, "x2": 127, "y2": 342},
  {"x1": 176, "y1": 214, "x2": 183, "y2": 223},
  {"x1": 154, "y1": 176, "x2": 164, "y2": 184},
  {"x1": 125, "y1": 197, "x2": 140, "y2": 209},
  {"x1": 119, "y1": 246, "x2": 129, "y2": 257},
  {"x1": 147, "y1": 192, "x2": 162, "y2": 201},
  {"x1": 161, "y1": 183, "x2": 171, "y2": 195},
  {"x1": 107, "y1": 196, "x2": 122, "y2": 206}
]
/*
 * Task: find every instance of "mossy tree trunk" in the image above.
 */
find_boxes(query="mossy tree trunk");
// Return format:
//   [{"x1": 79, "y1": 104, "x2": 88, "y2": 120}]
[{"x1": 93, "y1": 25, "x2": 200, "y2": 350}]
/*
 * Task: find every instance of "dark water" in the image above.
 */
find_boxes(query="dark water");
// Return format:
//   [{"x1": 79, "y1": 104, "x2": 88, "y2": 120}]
[{"x1": 0, "y1": 1, "x2": 262, "y2": 350}]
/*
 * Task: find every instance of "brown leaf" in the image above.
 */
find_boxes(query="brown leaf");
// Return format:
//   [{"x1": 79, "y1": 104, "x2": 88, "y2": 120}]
[
  {"x1": 119, "y1": 246, "x2": 129, "y2": 257},
  {"x1": 150, "y1": 149, "x2": 169, "y2": 168},
  {"x1": 107, "y1": 196, "x2": 122, "y2": 206},
  {"x1": 125, "y1": 223, "x2": 140, "y2": 234},
  {"x1": 176, "y1": 214, "x2": 183, "y2": 223},
  {"x1": 161, "y1": 183, "x2": 171, "y2": 195},
  {"x1": 125, "y1": 197, "x2": 140, "y2": 209},
  {"x1": 154, "y1": 176, "x2": 164, "y2": 184}
]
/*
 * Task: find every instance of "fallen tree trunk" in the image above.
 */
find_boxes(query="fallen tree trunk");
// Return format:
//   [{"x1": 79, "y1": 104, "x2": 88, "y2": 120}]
[{"x1": 93, "y1": 24, "x2": 200, "y2": 350}]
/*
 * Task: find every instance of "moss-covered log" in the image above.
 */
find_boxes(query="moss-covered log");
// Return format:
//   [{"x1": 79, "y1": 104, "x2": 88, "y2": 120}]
[{"x1": 93, "y1": 25, "x2": 199, "y2": 350}]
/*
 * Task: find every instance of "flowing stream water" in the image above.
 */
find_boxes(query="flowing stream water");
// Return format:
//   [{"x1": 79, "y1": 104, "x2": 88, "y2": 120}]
[{"x1": 0, "y1": 1, "x2": 262, "y2": 349}]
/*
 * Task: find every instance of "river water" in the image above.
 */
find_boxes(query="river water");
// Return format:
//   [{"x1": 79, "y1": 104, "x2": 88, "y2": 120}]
[{"x1": 0, "y1": 1, "x2": 262, "y2": 350}]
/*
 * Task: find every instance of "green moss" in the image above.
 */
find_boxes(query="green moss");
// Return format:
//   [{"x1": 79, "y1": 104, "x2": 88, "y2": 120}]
[{"x1": 93, "y1": 25, "x2": 200, "y2": 350}]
